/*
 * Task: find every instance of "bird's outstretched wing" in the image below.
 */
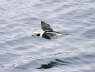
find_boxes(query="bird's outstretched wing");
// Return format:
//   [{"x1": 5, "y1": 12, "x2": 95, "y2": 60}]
[{"x1": 41, "y1": 21, "x2": 54, "y2": 32}]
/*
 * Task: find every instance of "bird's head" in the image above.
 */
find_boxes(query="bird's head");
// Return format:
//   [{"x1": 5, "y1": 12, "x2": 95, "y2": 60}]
[{"x1": 32, "y1": 32, "x2": 41, "y2": 37}]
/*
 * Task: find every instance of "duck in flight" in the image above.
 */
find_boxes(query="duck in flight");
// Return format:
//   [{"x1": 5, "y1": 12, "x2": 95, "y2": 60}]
[{"x1": 32, "y1": 21, "x2": 63, "y2": 39}]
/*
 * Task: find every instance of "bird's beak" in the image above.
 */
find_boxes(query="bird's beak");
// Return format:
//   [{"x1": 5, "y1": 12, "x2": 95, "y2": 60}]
[{"x1": 32, "y1": 33, "x2": 36, "y2": 36}]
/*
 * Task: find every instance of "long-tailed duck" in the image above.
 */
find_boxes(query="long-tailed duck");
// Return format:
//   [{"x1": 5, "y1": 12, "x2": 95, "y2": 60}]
[{"x1": 32, "y1": 21, "x2": 63, "y2": 39}]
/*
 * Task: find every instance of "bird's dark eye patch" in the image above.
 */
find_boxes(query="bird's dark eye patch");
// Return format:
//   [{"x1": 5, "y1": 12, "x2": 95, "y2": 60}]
[{"x1": 37, "y1": 33, "x2": 40, "y2": 36}]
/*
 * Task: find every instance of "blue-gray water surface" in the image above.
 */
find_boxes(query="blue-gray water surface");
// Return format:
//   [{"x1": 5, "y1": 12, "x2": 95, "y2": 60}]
[{"x1": 0, "y1": 0, "x2": 95, "y2": 72}]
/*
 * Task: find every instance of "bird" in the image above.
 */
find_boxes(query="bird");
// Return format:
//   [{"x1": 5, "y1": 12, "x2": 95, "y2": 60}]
[{"x1": 32, "y1": 21, "x2": 63, "y2": 39}]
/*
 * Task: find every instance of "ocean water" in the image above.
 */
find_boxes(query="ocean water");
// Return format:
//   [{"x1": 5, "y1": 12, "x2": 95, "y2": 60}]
[{"x1": 0, "y1": 0, "x2": 95, "y2": 72}]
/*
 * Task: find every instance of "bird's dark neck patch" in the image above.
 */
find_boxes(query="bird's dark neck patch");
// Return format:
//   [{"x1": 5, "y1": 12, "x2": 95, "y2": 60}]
[{"x1": 42, "y1": 32, "x2": 51, "y2": 39}]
